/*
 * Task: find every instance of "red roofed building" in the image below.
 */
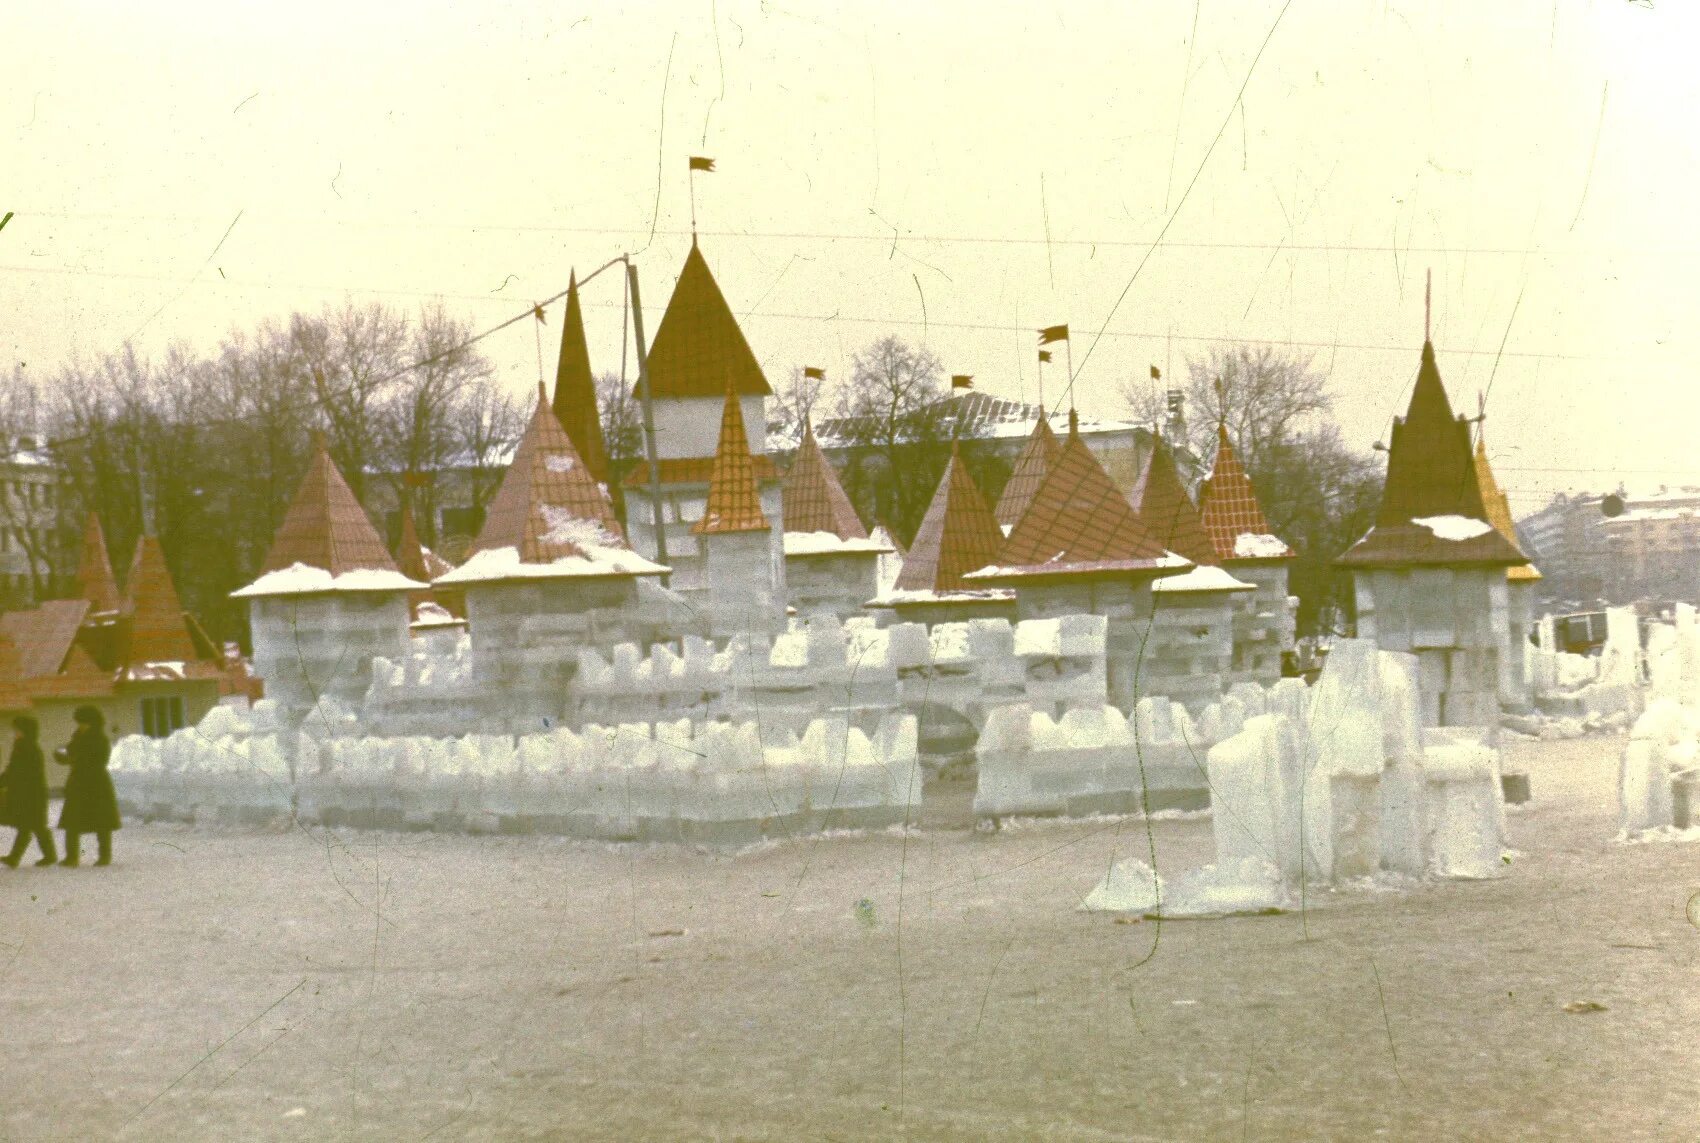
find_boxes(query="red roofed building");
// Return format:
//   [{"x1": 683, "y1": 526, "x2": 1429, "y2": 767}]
[
  {"x1": 622, "y1": 242, "x2": 785, "y2": 600},
  {"x1": 1195, "y1": 424, "x2": 1297, "y2": 685},
  {"x1": 993, "y1": 417, "x2": 1062, "y2": 533},
  {"x1": 690, "y1": 385, "x2": 786, "y2": 637},
  {"x1": 871, "y1": 446, "x2": 1015, "y2": 626},
  {"x1": 1340, "y1": 338, "x2": 1530, "y2": 729},
  {"x1": 782, "y1": 423, "x2": 892, "y2": 622},
  {"x1": 968, "y1": 416, "x2": 1191, "y2": 710}
]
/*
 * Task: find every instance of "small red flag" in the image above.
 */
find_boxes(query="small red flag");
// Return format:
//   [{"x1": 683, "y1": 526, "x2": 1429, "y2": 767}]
[
  {"x1": 802, "y1": 366, "x2": 825, "y2": 380},
  {"x1": 689, "y1": 156, "x2": 716, "y2": 172},
  {"x1": 532, "y1": 304, "x2": 547, "y2": 324},
  {"x1": 1150, "y1": 364, "x2": 1161, "y2": 380},
  {"x1": 1038, "y1": 350, "x2": 1052, "y2": 363},
  {"x1": 1038, "y1": 324, "x2": 1069, "y2": 344}
]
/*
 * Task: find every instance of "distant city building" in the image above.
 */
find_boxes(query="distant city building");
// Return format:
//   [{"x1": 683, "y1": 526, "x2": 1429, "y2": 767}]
[
  {"x1": 1517, "y1": 485, "x2": 1700, "y2": 610},
  {"x1": 0, "y1": 439, "x2": 74, "y2": 609}
]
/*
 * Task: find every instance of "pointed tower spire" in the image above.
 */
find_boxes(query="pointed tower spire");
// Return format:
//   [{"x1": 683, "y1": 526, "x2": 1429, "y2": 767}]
[
  {"x1": 122, "y1": 535, "x2": 204, "y2": 667},
  {"x1": 550, "y1": 271, "x2": 610, "y2": 484},
  {"x1": 995, "y1": 415, "x2": 1062, "y2": 530},
  {"x1": 470, "y1": 387, "x2": 628, "y2": 562},
  {"x1": 695, "y1": 380, "x2": 769, "y2": 534},
  {"x1": 258, "y1": 438, "x2": 402, "y2": 577},
  {"x1": 1473, "y1": 433, "x2": 1541, "y2": 583},
  {"x1": 72, "y1": 512, "x2": 122, "y2": 615},
  {"x1": 1197, "y1": 423, "x2": 1292, "y2": 561},
  {"x1": 782, "y1": 420, "x2": 866, "y2": 540},
  {"x1": 394, "y1": 499, "x2": 450, "y2": 584},
  {"x1": 642, "y1": 243, "x2": 773, "y2": 400},
  {"x1": 1337, "y1": 341, "x2": 1527, "y2": 569},
  {"x1": 892, "y1": 447, "x2": 1004, "y2": 595},
  {"x1": 1127, "y1": 438, "x2": 1217, "y2": 566}
]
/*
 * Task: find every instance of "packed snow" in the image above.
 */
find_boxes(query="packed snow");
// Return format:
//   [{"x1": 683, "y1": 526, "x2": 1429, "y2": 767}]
[
  {"x1": 781, "y1": 531, "x2": 893, "y2": 556},
  {"x1": 1150, "y1": 565, "x2": 1256, "y2": 593},
  {"x1": 1233, "y1": 532, "x2": 1292, "y2": 559},
  {"x1": 1410, "y1": 515, "x2": 1494, "y2": 541},
  {"x1": 232, "y1": 562, "x2": 427, "y2": 598}
]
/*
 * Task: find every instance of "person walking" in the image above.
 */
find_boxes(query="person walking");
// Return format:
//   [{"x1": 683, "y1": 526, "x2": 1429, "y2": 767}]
[
  {"x1": 55, "y1": 706, "x2": 119, "y2": 867},
  {"x1": 0, "y1": 716, "x2": 56, "y2": 867}
]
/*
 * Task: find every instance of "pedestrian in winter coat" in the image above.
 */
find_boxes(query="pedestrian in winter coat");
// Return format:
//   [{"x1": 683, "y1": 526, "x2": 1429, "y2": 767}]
[
  {"x1": 55, "y1": 706, "x2": 119, "y2": 867},
  {"x1": 0, "y1": 716, "x2": 56, "y2": 867}
]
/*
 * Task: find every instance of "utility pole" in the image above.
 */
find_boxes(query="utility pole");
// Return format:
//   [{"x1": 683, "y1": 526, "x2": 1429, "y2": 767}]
[{"x1": 624, "y1": 258, "x2": 668, "y2": 570}]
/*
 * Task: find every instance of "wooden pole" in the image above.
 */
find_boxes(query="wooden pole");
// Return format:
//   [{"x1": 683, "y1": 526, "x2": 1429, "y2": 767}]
[{"x1": 625, "y1": 259, "x2": 669, "y2": 571}]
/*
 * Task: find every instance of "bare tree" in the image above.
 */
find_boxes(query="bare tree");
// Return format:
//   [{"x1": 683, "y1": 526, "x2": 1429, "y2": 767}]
[{"x1": 767, "y1": 365, "x2": 831, "y2": 443}]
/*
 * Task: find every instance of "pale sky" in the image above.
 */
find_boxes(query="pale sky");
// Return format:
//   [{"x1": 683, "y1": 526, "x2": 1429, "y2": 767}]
[{"x1": 7, "y1": 1, "x2": 1697, "y2": 515}]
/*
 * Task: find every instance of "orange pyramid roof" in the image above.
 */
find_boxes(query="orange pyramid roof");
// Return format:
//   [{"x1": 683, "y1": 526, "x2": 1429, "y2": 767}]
[
  {"x1": 1128, "y1": 439, "x2": 1217, "y2": 566},
  {"x1": 891, "y1": 448, "x2": 1005, "y2": 594},
  {"x1": 1197, "y1": 423, "x2": 1293, "y2": 561},
  {"x1": 994, "y1": 417, "x2": 1062, "y2": 529},
  {"x1": 0, "y1": 630, "x2": 31, "y2": 710},
  {"x1": 782, "y1": 422, "x2": 866, "y2": 540},
  {"x1": 1475, "y1": 435, "x2": 1541, "y2": 582},
  {"x1": 976, "y1": 420, "x2": 1185, "y2": 582},
  {"x1": 1339, "y1": 342, "x2": 1527, "y2": 569},
  {"x1": 394, "y1": 500, "x2": 452, "y2": 582},
  {"x1": 73, "y1": 513, "x2": 122, "y2": 614},
  {"x1": 122, "y1": 535, "x2": 208, "y2": 668},
  {"x1": 472, "y1": 386, "x2": 629, "y2": 562},
  {"x1": 641, "y1": 242, "x2": 772, "y2": 400},
  {"x1": 551, "y1": 273, "x2": 611, "y2": 484},
  {"x1": 261, "y1": 440, "x2": 402, "y2": 577},
  {"x1": 694, "y1": 383, "x2": 770, "y2": 534}
]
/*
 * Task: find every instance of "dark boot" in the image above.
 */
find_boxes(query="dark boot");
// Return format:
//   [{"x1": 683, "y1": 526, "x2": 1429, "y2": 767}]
[
  {"x1": 60, "y1": 832, "x2": 79, "y2": 867},
  {"x1": 95, "y1": 832, "x2": 112, "y2": 867},
  {"x1": 35, "y1": 830, "x2": 57, "y2": 866},
  {"x1": 2, "y1": 829, "x2": 25, "y2": 868}
]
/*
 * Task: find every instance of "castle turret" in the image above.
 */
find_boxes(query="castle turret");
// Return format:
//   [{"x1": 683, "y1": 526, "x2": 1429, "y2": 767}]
[{"x1": 1196, "y1": 422, "x2": 1297, "y2": 684}]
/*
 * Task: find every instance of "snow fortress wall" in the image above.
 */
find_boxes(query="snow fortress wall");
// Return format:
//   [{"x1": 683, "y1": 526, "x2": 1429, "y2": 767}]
[
  {"x1": 111, "y1": 702, "x2": 921, "y2": 845},
  {"x1": 360, "y1": 612, "x2": 1110, "y2": 740},
  {"x1": 1620, "y1": 603, "x2": 1700, "y2": 836},
  {"x1": 1224, "y1": 561, "x2": 1297, "y2": 690},
  {"x1": 972, "y1": 679, "x2": 1310, "y2": 819}
]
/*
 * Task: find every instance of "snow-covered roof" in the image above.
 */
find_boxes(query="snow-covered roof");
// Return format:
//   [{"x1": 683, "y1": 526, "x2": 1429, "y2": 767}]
[
  {"x1": 866, "y1": 587, "x2": 1015, "y2": 607},
  {"x1": 1150, "y1": 565, "x2": 1256, "y2": 593},
  {"x1": 233, "y1": 563, "x2": 428, "y2": 598},
  {"x1": 783, "y1": 531, "x2": 893, "y2": 557},
  {"x1": 1232, "y1": 533, "x2": 1291, "y2": 559},
  {"x1": 435, "y1": 541, "x2": 668, "y2": 585}
]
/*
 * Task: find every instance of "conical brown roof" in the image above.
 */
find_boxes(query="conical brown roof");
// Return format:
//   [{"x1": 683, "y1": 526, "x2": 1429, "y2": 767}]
[
  {"x1": 641, "y1": 242, "x2": 772, "y2": 399},
  {"x1": 394, "y1": 500, "x2": 452, "y2": 582},
  {"x1": 1474, "y1": 435, "x2": 1541, "y2": 582},
  {"x1": 472, "y1": 386, "x2": 629, "y2": 562},
  {"x1": 1128, "y1": 439, "x2": 1217, "y2": 566},
  {"x1": 260, "y1": 440, "x2": 402, "y2": 577},
  {"x1": 892, "y1": 448, "x2": 1005, "y2": 594},
  {"x1": 994, "y1": 416, "x2": 1062, "y2": 529},
  {"x1": 1338, "y1": 343, "x2": 1527, "y2": 569},
  {"x1": 694, "y1": 383, "x2": 770, "y2": 534},
  {"x1": 122, "y1": 535, "x2": 207, "y2": 668},
  {"x1": 73, "y1": 512, "x2": 122, "y2": 614},
  {"x1": 782, "y1": 422, "x2": 866, "y2": 540},
  {"x1": 1197, "y1": 423, "x2": 1293, "y2": 561},
  {"x1": 551, "y1": 273, "x2": 610, "y2": 484},
  {"x1": 975, "y1": 421, "x2": 1185, "y2": 582}
]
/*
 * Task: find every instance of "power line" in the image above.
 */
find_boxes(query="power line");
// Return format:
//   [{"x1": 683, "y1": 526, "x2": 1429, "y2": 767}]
[
  {"x1": 3, "y1": 261, "x2": 1608, "y2": 364},
  {"x1": 12, "y1": 209, "x2": 1691, "y2": 258}
]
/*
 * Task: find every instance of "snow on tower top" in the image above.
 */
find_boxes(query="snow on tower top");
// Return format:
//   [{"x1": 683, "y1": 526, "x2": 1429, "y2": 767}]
[
  {"x1": 551, "y1": 272, "x2": 610, "y2": 484},
  {"x1": 887, "y1": 446, "x2": 1007, "y2": 598},
  {"x1": 994, "y1": 415, "x2": 1061, "y2": 530},
  {"x1": 440, "y1": 386, "x2": 665, "y2": 584},
  {"x1": 1197, "y1": 423, "x2": 1293, "y2": 562},
  {"x1": 1474, "y1": 434, "x2": 1541, "y2": 583},
  {"x1": 1338, "y1": 342, "x2": 1528, "y2": 569},
  {"x1": 782, "y1": 421, "x2": 867, "y2": 541},
  {"x1": 235, "y1": 438, "x2": 423, "y2": 597},
  {"x1": 694, "y1": 381, "x2": 770, "y2": 535},
  {"x1": 969, "y1": 423, "x2": 1190, "y2": 584},
  {"x1": 72, "y1": 512, "x2": 122, "y2": 615},
  {"x1": 640, "y1": 242, "x2": 773, "y2": 400},
  {"x1": 1128, "y1": 438, "x2": 1217, "y2": 567},
  {"x1": 394, "y1": 499, "x2": 452, "y2": 583}
]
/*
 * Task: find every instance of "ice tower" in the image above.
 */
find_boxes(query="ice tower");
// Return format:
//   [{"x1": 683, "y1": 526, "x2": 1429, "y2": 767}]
[{"x1": 781, "y1": 420, "x2": 891, "y2": 622}]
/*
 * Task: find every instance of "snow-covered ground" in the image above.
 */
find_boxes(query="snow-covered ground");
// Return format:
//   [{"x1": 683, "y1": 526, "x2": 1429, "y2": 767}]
[{"x1": 1, "y1": 734, "x2": 1695, "y2": 1140}]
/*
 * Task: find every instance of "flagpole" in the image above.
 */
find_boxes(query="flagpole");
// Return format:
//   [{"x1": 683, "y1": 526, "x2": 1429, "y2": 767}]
[
  {"x1": 1036, "y1": 352, "x2": 1045, "y2": 413},
  {"x1": 689, "y1": 167, "x2": 698, "y2": 238},
  {"x1": 1065, "y1": 336, "x2": 1075, "y2": 413}
]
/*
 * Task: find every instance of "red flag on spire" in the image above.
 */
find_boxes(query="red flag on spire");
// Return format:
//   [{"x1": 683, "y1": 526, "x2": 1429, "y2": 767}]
[
  {"x1": 1038, "y1": 324, "x2": 1069, "y2": 344},
  {"x1": 689, "y1": 156, "x2": 716, "y2": 172}
]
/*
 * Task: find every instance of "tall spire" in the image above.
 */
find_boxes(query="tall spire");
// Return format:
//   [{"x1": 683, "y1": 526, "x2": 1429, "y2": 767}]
[
  {"x1": 694, "y1": 381, "x2": 769, "y2": 534},
  {"x1": 550, "y1": 272, "x2": 610, "y2": 484},
  {"x1": 643, "y1": 244, "x2": 773, "y2": 399},
  {"x1": 122, "y1": 535, "x2": 203, "y2": 667},
  {"x1": 995, "y1": 415, "x2": 1062, "y2": 529},
  {"x1": 782, "y1": 420, "x2": 866, "y2": 540},
  {"x1": 1197, "y1": 423, "x2": 1292, "y2": 562},
  {"x1": 892, "y1": 447, "x2": 1004, "y2": 594},
  {"x1": 1127, "y1": 438, "x2": 1217, "y2": 566},
  {"x1": 1474, "y1": 433, "x2": 1541, "y2": 583},
  {"x1": 72, "y1": 512, "x2": 121, "y2": 615}
]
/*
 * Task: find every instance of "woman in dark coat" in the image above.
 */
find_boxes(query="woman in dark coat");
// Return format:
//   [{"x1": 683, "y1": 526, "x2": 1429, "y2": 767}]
[
  {"x1": 0, "y1": 715, "x2": 56, "y2": 867},
  {"x1": 55, "y1": 705, "x2": 119, "y2": 867}
]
